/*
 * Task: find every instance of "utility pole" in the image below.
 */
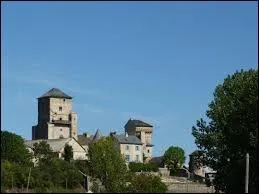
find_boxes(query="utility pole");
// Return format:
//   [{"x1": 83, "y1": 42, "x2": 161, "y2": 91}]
[
  {"x1": 245, "y1": 153, "x2": 249, "y2": 193},
  {"x1": 26, "y1": 167, "x2": 31, "y2": 193}
]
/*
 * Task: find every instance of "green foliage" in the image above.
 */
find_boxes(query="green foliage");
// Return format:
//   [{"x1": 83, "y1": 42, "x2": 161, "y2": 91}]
[
  {"x1": 88, "y1": 136, "x2": 128, "y2": 192},
  {"x1": 1, "y1": 131, "x2": 32, "y2": 166},
  {"x1": 63, "y1": 144, "x2": 73, "y2": 162},
  {"x1": 1, "y1": 131, "x2": 85, "y2": 192},
  {"x1": 129, "y1": 162, "x2": 158, "y2": 172},
  {"x1": 74, "y1": 159, "x2": 90, "y2": 175},
  {"x1": 127, "y1": 173, "x2": 167, "y2": 193},
  {"x1": 192, "y1": 69, "x2": 258, "y2": 193},
  {"x1": 1, "y1": 160, "x2": 30, "y2": 189},
  {"x1": 32, "y1": 141, "x2": 56, "y2": 165},
  {"x1": 163, "y1": 146, "x2": 185, "y2": 174},
  {"x1": 34, "y1": 158, "x2": 83, "y2": 190},
  {"x1": 188, "y1": 150, "x2": 203, "y2": 173}
]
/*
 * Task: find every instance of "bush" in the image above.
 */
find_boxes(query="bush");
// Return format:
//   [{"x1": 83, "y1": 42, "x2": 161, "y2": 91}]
[
  {"x1": 129, "y1": 162, "x2": 159, "y2": 172},
  {"x1": 127, "y1": 173, "x2": 167, "y2": 193}
]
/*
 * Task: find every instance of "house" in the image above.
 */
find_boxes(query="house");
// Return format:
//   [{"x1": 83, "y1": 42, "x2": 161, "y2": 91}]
[
  {"x1": 124, "y1": 119, "x2": 154, "y2": 161},
  {"x1": 111, "y1": 132, "x2": 143, "y2": 163},
  {"x1": 25, "y1": 137, "x2": 88, "y2": 163},
  {"x1": 77, "y1": 129, "x2": 102, "y2": 152},
  {"x1": 77, "y1": 132, "x2": 93, "y2": 151}
]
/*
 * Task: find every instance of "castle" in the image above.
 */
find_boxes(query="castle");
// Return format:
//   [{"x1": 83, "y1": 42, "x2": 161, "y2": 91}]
[
  {"x1": 29, "y1": 88, "x2": 154, "y2": 162},
  {"x1": 32, "y1": 88, "x2": 78, "y2": 140}
]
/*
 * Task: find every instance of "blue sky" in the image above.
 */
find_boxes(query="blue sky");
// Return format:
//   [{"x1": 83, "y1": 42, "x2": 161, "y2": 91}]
[{"x1": 1, "y1": 2, "x2": 257, "y2": 161}]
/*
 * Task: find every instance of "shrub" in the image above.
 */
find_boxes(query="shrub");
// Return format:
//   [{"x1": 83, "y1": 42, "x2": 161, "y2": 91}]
[
  {"x1": 129, "y1": 162, "x2": 159, "y2": 172},
  {"x1": 127, "y1": 173, "x2": 167, "y2": 193}
]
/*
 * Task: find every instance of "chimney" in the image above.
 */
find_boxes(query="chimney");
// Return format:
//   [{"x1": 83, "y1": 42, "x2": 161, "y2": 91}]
[
  {"x1": 83, "y1": 132, "x2": 90, "y2": 138},
  {"x1": 110, "y1": 131, "x2": 116, "y2": 136}
]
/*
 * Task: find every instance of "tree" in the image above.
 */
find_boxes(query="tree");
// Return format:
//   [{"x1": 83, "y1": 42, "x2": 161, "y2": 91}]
[
  {"x1": 1, "y1": 160, "x2": 30, "y2": 190},
  {"x1": 88, "y1": 136, "x2": 128, "y2": 192},
  {"x1": 32, "y1": 141, "x2": 55, "y2": 165},
  {"x1": 1, "y1": 131, "x2": 32, "y2": 165},
  {"x1": 188, "y1": 150, "x2": 203, "y2": 173},
  {"x1": 192, "y1": 69, "x2": 257, "y2": 193},
  {"x1": 63, "y1": 144, "x2": 73, "y2": 162},
  {"x1": 127, "y1": 173, "x2": 167, "y2": 193},
  {"x1": 163, "y1": 146, "x2": 185, "y2": 175},
  {"x1": 74, "y1": 159, "x2": 90, "y2": 175}
]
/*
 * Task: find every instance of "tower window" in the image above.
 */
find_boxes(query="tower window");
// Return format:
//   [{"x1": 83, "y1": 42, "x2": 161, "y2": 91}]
[
  {"x1": 60, "y1": 128, "x2": 62, "y2": 131},
  {"x1": 63, "y1": 99, "x2": 65, "y2": 102},
  {"x1": 59, "y1": 135, "x2": 64, "y2": 139},
  {"x1": 59, "y1": 107, "x2": 62, "y2": 111},
  {"x1": 147, "y1": 149, "x2": 150, "y2": 153},
  {"x1": 60, "y1": 118, "x2": 62, "y2": 120},
  {"x1": 126, "y1": 145, "x2": 129, "y2": 150}
]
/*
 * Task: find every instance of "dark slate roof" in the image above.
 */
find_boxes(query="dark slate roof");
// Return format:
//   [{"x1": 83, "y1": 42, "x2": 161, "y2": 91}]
[
  {"x1": 125, "y1": 119, "x2": 153, "y2": 128},
  {"x1": 38, "y1": 88, "x2": 72, "y2": 99},
  {"x1": 113, "y1": 134, "x2": 142, "y2": 145},
  {"x1": 77, "y1": 134, "x2": 93, "y2": 146}
]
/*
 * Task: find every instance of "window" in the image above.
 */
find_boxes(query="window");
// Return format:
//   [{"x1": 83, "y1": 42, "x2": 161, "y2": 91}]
[
  {"x1": 60, "y1": 128, "x2": 62, "y2": 131},
  {"x1": 147, "y1": 149, "x2": 150, "y2": 153},
  {"x1": 59, "y1": 107, "x2": 62, "y2": 111},
  {"x1": 136, "y1": 146, "x2": 139, "y2": 151},
  {"x1": 136, "y1": 155, "x2": 139, "y2": 162},
  {"x1": 63, "y1": 99, "x2": 65, "y2": 102},
  {"x1": 59, "y1": 118, "x2": 62, "y2": 120},
  {"x1": 126, "y1": 145, "x2": 129, "y2": 150},
  {"x1": 59, "y1": 135, "x2": 64, "y2": 139},
  {"x1": 125, "y1": 155, "x2": 130, "y2": 162}
]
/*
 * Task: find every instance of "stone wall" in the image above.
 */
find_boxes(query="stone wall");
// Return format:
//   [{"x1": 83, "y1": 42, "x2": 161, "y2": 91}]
[
  {"x1": 49, "y1": 98, "x2": 72, "y2": 121},
  {"x1": 51, "y1": 124, "x2": 70, "y2": 139}
]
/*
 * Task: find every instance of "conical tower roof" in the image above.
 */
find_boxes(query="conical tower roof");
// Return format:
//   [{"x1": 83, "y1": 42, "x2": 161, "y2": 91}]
[
  {"x1": 92, "y1": 129, "x2": 102, "y2": 142},
  {"x1": 38, "y1": 88, "x2": 72, "y2": 99}
]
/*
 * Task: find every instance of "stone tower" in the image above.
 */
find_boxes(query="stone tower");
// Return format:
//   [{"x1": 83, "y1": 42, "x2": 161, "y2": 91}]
[
  {"x1": 32, "y1": 88, "x2": 78, "y2": 140},
  {"x1": 124, "y1": 119, "x2": 153, "y2": 161}
]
